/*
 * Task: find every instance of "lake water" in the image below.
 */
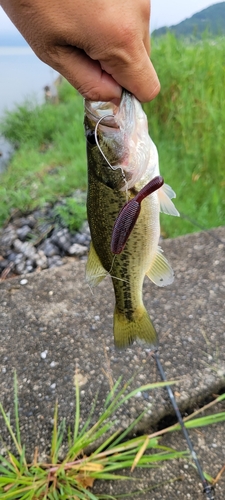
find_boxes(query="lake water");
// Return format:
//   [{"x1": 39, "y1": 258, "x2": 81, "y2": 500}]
[
  {"x1": 0, "y1": 46, "x2": 58, "y2": 115},
  {"x1": 0, "y1": 47, "x2": 58, "y2": 171}
]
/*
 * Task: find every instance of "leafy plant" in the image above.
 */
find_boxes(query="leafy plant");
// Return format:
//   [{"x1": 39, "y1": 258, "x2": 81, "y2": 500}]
[
  {"x1": 0, "y1": 373, "x2": 184, "y2": 500},
  {"x1": 0, "y1": 373, "x2": 225, "y2": 499},
  {"x1": 54, "y1": 198, "x2": 87, "y2": 232}
]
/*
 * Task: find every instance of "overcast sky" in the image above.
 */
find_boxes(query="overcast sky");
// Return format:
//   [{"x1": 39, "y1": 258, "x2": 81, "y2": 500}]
[
  {"x1": 151, "y1": 0, "x2": 224, "y2": 30},
  {"x1": 0, "y1": 1, "x2": 224, "y2": 34}
]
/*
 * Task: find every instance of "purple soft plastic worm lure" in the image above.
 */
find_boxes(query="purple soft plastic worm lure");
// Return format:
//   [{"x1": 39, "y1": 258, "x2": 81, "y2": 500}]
[{"x1": 111, "y1": 175, "x2": 164, "y2": 254}]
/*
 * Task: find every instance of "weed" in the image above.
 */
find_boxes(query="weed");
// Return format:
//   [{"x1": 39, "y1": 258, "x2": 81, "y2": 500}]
[
  {"x1": 0, "y1": 374, "x2": 185, "y2": 499},
  {"x1": 55, "y1": 198, "x2": 87, "y2": 232},
  {"x1": 0, "y1": 373, "x2": 225, "y2": 499}
]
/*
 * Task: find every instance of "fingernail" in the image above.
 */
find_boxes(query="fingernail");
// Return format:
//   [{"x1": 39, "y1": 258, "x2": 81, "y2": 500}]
[{"x1": 148, "y1": 80, "x2": 161, "y2": 101}]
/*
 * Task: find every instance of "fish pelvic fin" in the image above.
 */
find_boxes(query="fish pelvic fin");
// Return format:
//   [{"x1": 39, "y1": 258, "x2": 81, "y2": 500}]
[
  {"x1": 146, "y1": 246, "x2": 174, "y2": 287},
  {"x1": 113, "y1": 305, "x2": 158, "y2": 349},
  {"x1": 86, "y1": 242, "x2": 107, "y2": 287},
  {"x1": 158, "y1": 183, "x2": 180, "y2": 217}
]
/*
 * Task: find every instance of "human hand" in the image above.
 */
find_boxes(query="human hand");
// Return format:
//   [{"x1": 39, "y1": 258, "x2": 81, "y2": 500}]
[{"x1": 1, "y1": 0, "x2": 160, "y2": 102}]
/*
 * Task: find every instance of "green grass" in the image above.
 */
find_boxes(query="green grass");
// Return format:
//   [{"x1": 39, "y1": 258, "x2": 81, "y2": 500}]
[
  {"x1": 146, "y1": 34, "x2": 225, "y2": 237},
  {"x1": 55, "y1": 197, "x2": 87, "y2": 232},
  {"x1": 0, "y1": 373, "x2": 224, "y2": 499},
  {"x1": 0, "y1": 34, "x2": 225, "y2": 236},
  {"x1": 0, "y1": 82, "x2": 87, "y2": 226}
]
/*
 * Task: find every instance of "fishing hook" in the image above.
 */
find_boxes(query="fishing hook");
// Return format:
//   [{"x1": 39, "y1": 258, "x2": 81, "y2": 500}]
[
  {"x1": 94, "y1": 114, "x2": 120, "y2": 172},
  {"x1": 94, "y1": 115, "x2": 128, "y2": 195}
]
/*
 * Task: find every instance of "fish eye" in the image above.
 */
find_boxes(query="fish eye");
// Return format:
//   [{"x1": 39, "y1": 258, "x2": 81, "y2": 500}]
[{"x1": 86, "y1": 129, "x2": 96, "y2": 145}]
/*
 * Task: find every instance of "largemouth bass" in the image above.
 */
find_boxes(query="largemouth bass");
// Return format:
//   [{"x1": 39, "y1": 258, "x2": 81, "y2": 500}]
[{"x1": 84, "y1": 92, "x2": 179, "y2": 349}]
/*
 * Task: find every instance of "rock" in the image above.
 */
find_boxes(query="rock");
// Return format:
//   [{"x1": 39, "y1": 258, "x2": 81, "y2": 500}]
[
  {"x1": 26, "y1": 265, "x2": 34, "y2": 273},
  {"x1": 14, "y1": 253, "x2": 24, "y2": 265},
  {"x1": 13, "y1": 217, "x2": 35, "y2": 229},
  {"x1": 26, "y1": 215, "x2": 36, "y2": 228},
  {"x1": 16, "y1": 225, "x2": 31, "y2": 241},
  {"x1": 15, "y1": 261, "x2": 26, "y2": 274},
  {"x1": 0, "y1": 193, "x2": 90, "y2": 278},
  {"x1": 71, "y1": 232, "x2": 89, "y2": 246},
  {"x1": 40, "y1": 239, "x2": 60, "y2": 257},
  {"x1": 80, "y1": 221, "x2": 91, "y2": 236},
  {"x1": 68, "y1": 243, "x2": 88, "y2": 256},
  {"x1": 6, "y1": 252, "x2": 18, "y2": 262},
  {"x1": 20, "y1": 279, "x2": 28, "y2": 285},
  {"x1": 0, "y1": 225, "x2": 17, "y2": 249},
  {"x1": 14, "y1": 240, "x2": 36, "y2": 259},
  {"x1": 13, "y1": 239, "x2": 23, "y2": 252},
  {"x1": 25, "y1": 259, "x2": 35, "y2": 273},
  {"x1": 24, "y1": 244, "x2": 36, "y2": 259},
  {"x1": 51, "y1": 228, "x2": 71, "y2": 252},
  {"x1": 26, "y1": 259, "x2": 33, "y2": 267},
  {"x1": 48, "y1": 255, "x2": 64, "y2": 268},
  {"x1": 34, "y1": 250, "x2": 48, "y2": 269},
  {"x1": 0, "y1": 259, "x2": 8, "y2": 270}
]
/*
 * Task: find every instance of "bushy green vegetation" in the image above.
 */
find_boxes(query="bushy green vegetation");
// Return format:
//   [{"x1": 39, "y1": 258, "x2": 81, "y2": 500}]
[
  {"x1": 55, "y1": 197, "x2": 87, "y2": 232},
  {"x1": 0, "y1": 34, "x2": 224, "y2": 236},
  {"x1": 145, "y1": 34, "x2": 225, "y2": 236},
  {"x1": 0, "y1": 82, "x2": 87, "y2": 226}
]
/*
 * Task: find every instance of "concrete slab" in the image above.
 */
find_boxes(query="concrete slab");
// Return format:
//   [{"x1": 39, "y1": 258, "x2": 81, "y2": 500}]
[{"x1": 0, "y1": 227, "x2": 224, "y2": 497}]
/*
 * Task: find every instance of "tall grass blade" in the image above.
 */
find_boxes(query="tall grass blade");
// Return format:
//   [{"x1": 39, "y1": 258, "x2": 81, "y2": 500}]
[{"x1": 74, "y1": 371, "x2": 80, "y2": 442}]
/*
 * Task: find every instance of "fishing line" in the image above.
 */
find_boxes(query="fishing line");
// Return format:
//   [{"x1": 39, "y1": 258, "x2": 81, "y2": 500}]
[
  {"x1": 94, "y1": 115, "x2": 120, "y2": 172},
  {"x1": 153, "y1": 350, "x2": 215, "y2": 500},
  {"x1": 94, "y1": 116, "x2": 128, "y2": 197},
  {"x1": 179, "y1": 212, "x2": 224, "y2": 245},
  {"x1": 86, "y1": 253, "x2": 129, "y2": 293}
]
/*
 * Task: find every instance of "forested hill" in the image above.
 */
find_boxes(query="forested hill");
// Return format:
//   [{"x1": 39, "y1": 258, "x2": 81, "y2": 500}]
[{"x1": 152, "y1": 2, "x2": 225, "y2": 38}]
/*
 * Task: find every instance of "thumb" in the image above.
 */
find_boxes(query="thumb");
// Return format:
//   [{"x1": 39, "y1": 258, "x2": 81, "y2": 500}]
[{"x1": 100, "y1": 47, "x2": 160, "y2": 103}]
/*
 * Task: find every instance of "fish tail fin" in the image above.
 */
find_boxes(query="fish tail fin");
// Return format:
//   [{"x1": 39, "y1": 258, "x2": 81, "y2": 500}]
[{"x1": 113, "y1": 305, "x2": 158, "y2": 349}]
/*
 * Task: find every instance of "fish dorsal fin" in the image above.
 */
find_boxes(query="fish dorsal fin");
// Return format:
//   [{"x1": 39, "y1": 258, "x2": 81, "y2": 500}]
[
  {"x1": 158, "y1": 183, "x2": 180, "y2": 217},
  {"x1": 86, "y1": 242, "x2": 107, "y2": 287},
  {"x1": 146, "y1": 246, "x2": 174, "y2": 287}
]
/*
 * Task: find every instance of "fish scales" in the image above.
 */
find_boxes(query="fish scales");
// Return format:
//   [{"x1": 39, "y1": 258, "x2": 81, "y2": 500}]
[{"x1": 84, "y1": 92, "x2": 179, "y2": 348}]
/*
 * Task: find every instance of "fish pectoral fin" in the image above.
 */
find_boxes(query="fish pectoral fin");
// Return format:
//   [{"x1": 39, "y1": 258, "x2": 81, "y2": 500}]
[
  {"x1": 158, "y1": 184, "x2": 180, "y2": 217},
  {"x1": 114, "y1": 305, "x2": 158, "y2": 349},
  {"x1": 146, "y1": 246, "x2": 174, "y2": 287},
  {"x1": 86, "y1": 242, "x2": 108, "y2": 287}
]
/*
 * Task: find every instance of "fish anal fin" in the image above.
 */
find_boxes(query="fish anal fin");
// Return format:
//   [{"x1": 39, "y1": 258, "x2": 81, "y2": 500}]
[
  {"x1": 86, "y1": 242, "x2": 107, "y2": 287},
  {"x1": 113, "y1": 305, "x2": 158, "y2": 349},
  {"x1": 146, "y1": 246, "x2": 174, "y2": 287},
  {"x1": 158, "y1": 184, "x2": 180, "y2": 217}
]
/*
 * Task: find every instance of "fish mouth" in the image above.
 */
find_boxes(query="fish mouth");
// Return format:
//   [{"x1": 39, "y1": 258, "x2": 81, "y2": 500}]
[
  {"x1": 84, "y1": 100, "x2": 119, "y2": 129},
  {"x1": 85, "y1": 91, "x2": 148, "y2": 191},
  {"x1": 84, "y1": 91, "x2": 134, "y2": 130}
]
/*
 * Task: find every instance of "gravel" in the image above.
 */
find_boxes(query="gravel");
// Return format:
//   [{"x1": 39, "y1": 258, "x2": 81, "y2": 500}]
[{"x1": 0, "y1": 202, "x2": 91, "y2": 279}]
